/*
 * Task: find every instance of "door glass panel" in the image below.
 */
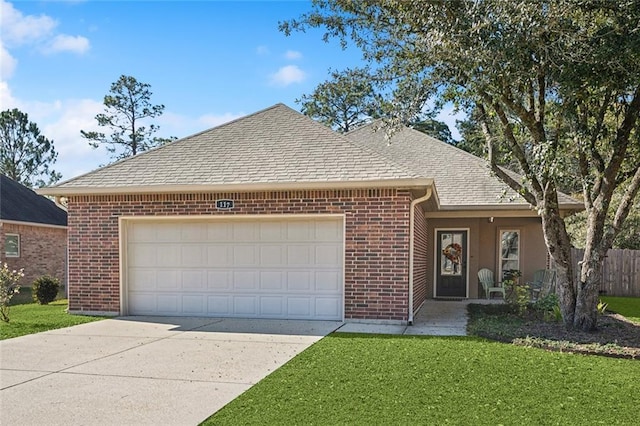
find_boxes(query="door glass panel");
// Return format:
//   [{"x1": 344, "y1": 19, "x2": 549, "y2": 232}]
[{"x1": 440, "y1": 232, "x2": 464, "y2": 276}]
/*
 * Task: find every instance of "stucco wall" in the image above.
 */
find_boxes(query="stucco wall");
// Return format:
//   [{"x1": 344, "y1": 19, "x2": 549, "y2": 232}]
[
  {"x1": 426, "y1": 216, "x2": 547, "y2": 299},
  {"x1": 66, "y1": 189, "x2": 412, "y2": 321},
  {"x1": 0, "y1": 222, "x2": 67, "y2": 288}
]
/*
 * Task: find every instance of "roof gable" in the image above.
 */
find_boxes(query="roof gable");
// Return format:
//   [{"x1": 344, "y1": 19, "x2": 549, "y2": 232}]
[
  {"x1": 0, "y1": 175, "x2": 67, "y2": 226},
  {"x1": 46, "y1": 104, "x2": 421, "y2": 193}
]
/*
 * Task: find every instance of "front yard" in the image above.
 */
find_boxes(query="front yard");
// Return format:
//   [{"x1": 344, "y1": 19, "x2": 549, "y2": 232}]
[
  {"x1": 0, "y1": 288, "x2": 104, "y2": 340},
  {"x1": 205, "y1": 333, "x2": 639, "y2": 425}
]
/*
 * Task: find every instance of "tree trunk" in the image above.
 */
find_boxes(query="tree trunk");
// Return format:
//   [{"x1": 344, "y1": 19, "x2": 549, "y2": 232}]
[
  {"x1": 539, "y1": 208, "x2": 575, "y2": 327},
  {"x1": 573, "y1": 251, "x2": 603, "y2": 331}
]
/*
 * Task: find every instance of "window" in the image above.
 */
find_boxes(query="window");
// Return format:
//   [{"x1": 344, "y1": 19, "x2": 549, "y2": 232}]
[
  {"x1": 499, "y1": 230, "x2": 520, "y2": 280},
  {"x1": 5, "y1": 234, "x2": 20, "y2": 257}
]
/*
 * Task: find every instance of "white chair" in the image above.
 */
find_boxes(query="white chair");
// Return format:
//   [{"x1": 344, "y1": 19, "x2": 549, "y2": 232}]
[{"x1": 478, "y1": 268, "x2": 506, "y2": 300}]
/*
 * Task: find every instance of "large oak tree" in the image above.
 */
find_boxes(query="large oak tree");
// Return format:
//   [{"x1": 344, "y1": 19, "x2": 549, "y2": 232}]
[{"x1": 281, "y1": 0, "x2": 640, "y2": 330}]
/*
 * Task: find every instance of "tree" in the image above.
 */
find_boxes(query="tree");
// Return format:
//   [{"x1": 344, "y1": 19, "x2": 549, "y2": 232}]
[
  {"x1": 411, "y1": 118, "x2": 455, "y2": 144},
  {"x1": 281, "y1": 1, "x2": 640, "y2": 331},
  {"x1": 0, "y1": 108, "x2": 61, "y2": 188},
  {"x1": 297, "y1": 67, "x2": 384, "y2": 133},
  {"x1": 81, "y1": 75, "x2": 168, "y2": 162}
]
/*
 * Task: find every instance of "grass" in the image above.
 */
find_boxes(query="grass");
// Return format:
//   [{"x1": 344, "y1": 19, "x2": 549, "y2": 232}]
[
  {"x1": 601, "y1": 296, "x2": 640, "y2": 323},
  {"x1": 205, "y1": 334, "x2": 640, "y2": 425},
  {"x1": 1, "y1": 293, "x2": 104, "y2": 340}
]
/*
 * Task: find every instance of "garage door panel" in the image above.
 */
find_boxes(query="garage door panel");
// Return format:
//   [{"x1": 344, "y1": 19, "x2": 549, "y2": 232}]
[
  {"x1": 207, "y1": 270, "x2": 230, "y2": 289},
  {"x1": 260, "y1": 271, "x2": 284, "y2": 290},
  {"x1": 127, "y1": 217, "x2": 343, "y2": 320},
  {"x1": 233, "y1": 271, "x2": 258, "y2": 290},
  {"x1": 182, "y1": 270, "x2": 205, "y2": 290}
]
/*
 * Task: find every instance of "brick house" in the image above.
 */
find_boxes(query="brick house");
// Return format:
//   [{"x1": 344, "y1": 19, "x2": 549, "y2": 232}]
[
  {"x1": 1, "y1": 175, "x2": 68, "y2": 287},
  {"x1": 39, "y1": 104, "x2": 581, "y2": 323}
]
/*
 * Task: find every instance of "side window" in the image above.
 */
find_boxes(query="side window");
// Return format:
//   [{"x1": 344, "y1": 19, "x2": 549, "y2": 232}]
[
  {"x1": 5, "y1": 234, "x2": 20, "y2": 257},
  {"x1": 499, "y1": 230, "x2": 520, "y2": 279}
]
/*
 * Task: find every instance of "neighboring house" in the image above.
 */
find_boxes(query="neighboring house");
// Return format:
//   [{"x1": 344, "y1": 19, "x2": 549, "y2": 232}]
[
  {"x1": 38, "y1": 104, "x2": 581, "y2": 323},
  {"x1": 1, "y1": 175, "x2": 68, "y2": 288}
]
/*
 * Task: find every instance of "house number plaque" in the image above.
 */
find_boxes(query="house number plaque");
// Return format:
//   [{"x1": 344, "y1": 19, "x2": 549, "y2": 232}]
[{"x1": 216, "y1": 199, "x2": 234, "y2": 210}]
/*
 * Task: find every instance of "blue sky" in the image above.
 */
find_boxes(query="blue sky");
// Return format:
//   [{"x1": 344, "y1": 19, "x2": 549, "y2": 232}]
[{"x1": 1, "y1": 0, "x2": 463, "y2": 181}]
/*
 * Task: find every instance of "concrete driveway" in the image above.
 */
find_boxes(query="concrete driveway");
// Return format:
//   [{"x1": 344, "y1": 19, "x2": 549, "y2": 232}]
[{"x1": 0, "y1": 317, "x2": 341, "y2": 425}]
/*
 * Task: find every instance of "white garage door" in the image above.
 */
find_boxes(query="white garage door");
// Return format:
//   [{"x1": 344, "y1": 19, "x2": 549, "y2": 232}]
[{"x1": 125, "y1": 217, "x2": 343, "y2": 320}]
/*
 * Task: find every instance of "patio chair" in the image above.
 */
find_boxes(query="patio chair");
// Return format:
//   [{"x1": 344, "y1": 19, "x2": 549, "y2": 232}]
[
  {"x1": 478, "y1": 268, "x2": 506, "y2": 300},
  {"x1": 528, "y1": 269, "x2": 557, "y2": 301}
]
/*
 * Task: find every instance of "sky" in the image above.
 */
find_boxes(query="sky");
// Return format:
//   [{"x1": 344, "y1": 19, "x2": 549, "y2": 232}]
[{"x1": 1, "y1": 0, "x2": 464, "y2": 182}]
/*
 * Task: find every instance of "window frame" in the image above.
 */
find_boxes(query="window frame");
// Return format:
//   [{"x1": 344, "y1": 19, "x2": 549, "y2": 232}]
[
  {"x1": 498, "y1": 229, "x2": 520, "y2": 281},
  {"x1": 5, "y1": 233, "x2": 20, "y2": 258}
]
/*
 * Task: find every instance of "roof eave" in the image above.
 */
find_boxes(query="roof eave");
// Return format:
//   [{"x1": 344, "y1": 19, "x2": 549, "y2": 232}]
[{"x1": 36, "y1": 178, "x2": 434, "y2": 197}]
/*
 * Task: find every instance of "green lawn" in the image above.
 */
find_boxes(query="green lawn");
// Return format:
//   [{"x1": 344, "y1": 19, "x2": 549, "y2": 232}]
[
  {"x1": 601, "y1": 296, "x2": 640, "y2": 323},
  {"x1": 0, "y1": 300, "x2": 104, "y2": 340},
  {"x1": 205, "y1": 334, "x2": 640, "y2": 425}
]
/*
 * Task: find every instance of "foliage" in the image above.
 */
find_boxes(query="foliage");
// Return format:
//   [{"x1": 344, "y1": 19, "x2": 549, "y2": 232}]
[
  {"x1": 596, "y1": 299, "x2": 608, "y2": 315},
  {"x1": 411, "y1": 118, "x2": 455, "y2": 144},
  {"x1": 206, "y1": 334, "x2": 639, "y2": 425},
  {"x1": 31, "y1": 276, "x2": 60, "y2": 305},
  {"x1": 0, "y1": 300, "x2": 104, "y2": 340},
  {"x1": 81, "y1": 75, "x2": 170, "y2": 162},
  {"x1": 502, "y1": 270, "x2": 528, "y2": 313},
  {"x1": 281, "y1": 1, "x2": 640, "y2": 331},
  {"x1": 0, "y1": 263, "x2": 24, "y2": 322},
  {"x1": 0, "y1": 108, "x2": 61, "y2": 188},
  {"x1": 297, "y1": 67, "x2": 385, "y2": 133}
]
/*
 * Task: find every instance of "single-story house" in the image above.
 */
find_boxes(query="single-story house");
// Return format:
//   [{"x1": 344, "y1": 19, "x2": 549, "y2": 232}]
[
  {"x1": 1, "y1": 174, "x2": 68, "y2": 287},
  {"x1": 39, "y1": 104, "x2": 581, "y2": 323}
]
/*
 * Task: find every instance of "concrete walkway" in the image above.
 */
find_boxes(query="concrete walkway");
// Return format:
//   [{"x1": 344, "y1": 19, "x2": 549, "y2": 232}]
[
  {"x1": 0, "y1": 317, "x2": 341, "y2": 426},
  {"x1": 336, "y1": 299, "x2": 500, "y2": 336}
]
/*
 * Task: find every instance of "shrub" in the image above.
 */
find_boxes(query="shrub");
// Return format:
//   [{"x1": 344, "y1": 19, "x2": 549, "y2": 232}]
[
  {"x1": 32, "y1": 276, "x2": 60, "y2": 305},
  {"x1": 0, "y1": 263, "x2": 24, "y2": 322}
]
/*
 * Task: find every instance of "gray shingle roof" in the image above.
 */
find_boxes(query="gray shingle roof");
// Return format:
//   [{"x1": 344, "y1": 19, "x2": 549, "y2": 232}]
[
  {"x1": 1, "y1": 175, "x2": 67, "y2": 226},
  {"x1": 345, "y1": 123, "x2": 581, "y2": 209},
  {"x1": 49, "y1": 104, "x2": 421, "y2": 191},
  {"x1": 41, "y1": 103, "x2": 580, "y2": 211}
]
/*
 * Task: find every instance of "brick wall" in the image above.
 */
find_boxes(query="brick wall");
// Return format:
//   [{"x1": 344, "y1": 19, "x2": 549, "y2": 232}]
[
  {"x1": 66, "y1": 189, "x2": 412, "y2": 321},
  {"x1": 0, "y1": 222, "x2": 67, "y2": 287}
]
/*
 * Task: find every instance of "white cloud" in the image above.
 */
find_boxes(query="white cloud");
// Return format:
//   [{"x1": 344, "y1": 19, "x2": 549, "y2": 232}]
[
  {"x1": 158, "y1": 110, "x2": 244, "y2": 139},
  {"x1": 0, "y1": 0, "x2": 90, "y2": 81},
  {"x1": 0, "y1": 0, "x2": 57, "y2": 46},
  {"x1": 0, "y1": 41, "x2": 17, "y2": 79},
  {"x1": 269, "y1": 65, "x2": 306, "y2": 87},
  {"x1": 284, "y1": 50, "x2": 302, "y2": 60},
  {"x1": 43, "y1": 34, "x2": 90, "y2": 55}
]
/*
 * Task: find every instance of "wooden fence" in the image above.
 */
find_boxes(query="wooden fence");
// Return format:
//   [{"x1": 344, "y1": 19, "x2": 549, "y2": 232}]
[{"x1": 571, "y1": 248, "x2": 640, "y2": 297}]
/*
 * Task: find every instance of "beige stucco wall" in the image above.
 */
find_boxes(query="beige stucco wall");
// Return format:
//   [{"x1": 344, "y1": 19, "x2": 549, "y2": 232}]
[{"x1": 425, "y1": 216, "x2": 547, "y2": 299}]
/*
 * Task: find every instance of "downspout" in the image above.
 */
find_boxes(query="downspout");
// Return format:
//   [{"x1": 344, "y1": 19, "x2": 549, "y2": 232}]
[{"x1": 408, "y1": 187, "x2": 432, "y2": 325}]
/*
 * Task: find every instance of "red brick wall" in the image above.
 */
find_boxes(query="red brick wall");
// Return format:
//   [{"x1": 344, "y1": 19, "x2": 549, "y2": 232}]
[
  {"x1": 413, "y1": 205, "x2": 428, "y2": 312},
  {"x1": 0, "y1": 222, "x2": 67, "y2": 287},
  {"x1": 66, "y1": 189, "x2": 412, "y2": 320}
]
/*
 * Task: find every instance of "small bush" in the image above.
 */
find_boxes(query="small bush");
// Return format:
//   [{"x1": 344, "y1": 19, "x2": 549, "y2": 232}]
[{"x1": 32, "y1": 276, "x2": 60, "y2": 305}]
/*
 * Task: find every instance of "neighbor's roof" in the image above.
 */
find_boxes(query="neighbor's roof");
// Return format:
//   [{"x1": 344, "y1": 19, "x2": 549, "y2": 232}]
[
  {"x1": 39, "y1": 104, "x2": 429, "y2": 195},
  {"x1": 345, "y1": 123, "x2": 582, "y2": 210},
  {"x1": 0, "y1": 175, "x2": 67, "y2": 226}
]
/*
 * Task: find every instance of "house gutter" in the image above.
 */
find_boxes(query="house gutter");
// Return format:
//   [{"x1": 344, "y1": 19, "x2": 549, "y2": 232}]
[{"x1": 408, "y1": 186, "x2": 433, "y2": 325}]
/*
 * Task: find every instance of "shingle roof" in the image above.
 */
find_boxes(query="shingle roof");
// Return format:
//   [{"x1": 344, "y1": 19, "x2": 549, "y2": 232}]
[
  {"x1": 345, "y1": 123, "x2": 581, "y2": 209},
  {"x1": 1, "y1": 175, "x2": 67, "y2": 226},
  {"x1": 47, "y1": 104, "x2": 422, "y2": 192}
]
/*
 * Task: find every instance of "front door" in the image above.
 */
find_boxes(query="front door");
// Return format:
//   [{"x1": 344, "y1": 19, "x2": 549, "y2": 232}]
[{"x1": 436, "y1": 230, "x2": 468, "y2": 298}]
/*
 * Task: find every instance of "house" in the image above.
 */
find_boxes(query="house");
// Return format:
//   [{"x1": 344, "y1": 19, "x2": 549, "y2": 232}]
[
  {"x1": 1, "y1": 174, "x2": 68, "y2": 287},
  {"x1": 38, "y1": 104, "x2": 581, "y2": 323}
]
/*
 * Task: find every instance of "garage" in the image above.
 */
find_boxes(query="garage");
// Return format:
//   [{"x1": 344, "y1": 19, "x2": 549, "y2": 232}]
[{"x1": 123, "y1": 216, "x2": 344, "y2": 320}]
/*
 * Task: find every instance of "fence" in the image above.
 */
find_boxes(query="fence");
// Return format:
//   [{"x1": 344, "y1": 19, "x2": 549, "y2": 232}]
[{"x1": 571, "y1": 248, "x2": 640, "y2": 297}]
